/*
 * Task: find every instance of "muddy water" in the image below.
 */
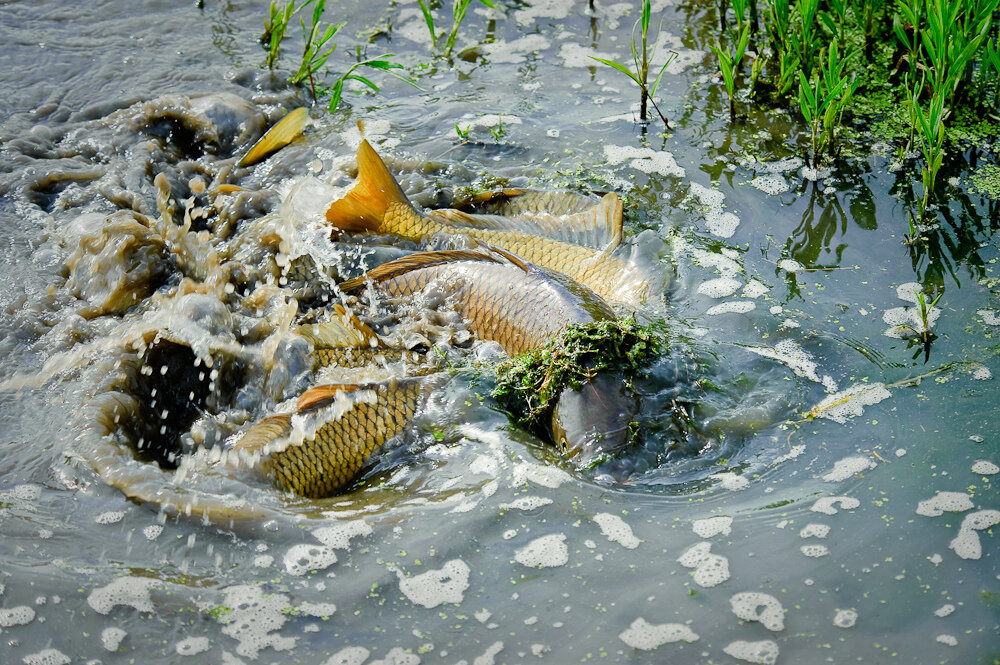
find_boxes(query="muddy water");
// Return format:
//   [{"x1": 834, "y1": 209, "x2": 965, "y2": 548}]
[{"x1": 1, "y1": 1, "x2": 998, "y2": 664}]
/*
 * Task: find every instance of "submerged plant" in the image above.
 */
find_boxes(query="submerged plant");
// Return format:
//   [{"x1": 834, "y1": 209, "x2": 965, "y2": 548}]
[{"x1": 417, "y1": 0, "x2": 496, "y2": 57}]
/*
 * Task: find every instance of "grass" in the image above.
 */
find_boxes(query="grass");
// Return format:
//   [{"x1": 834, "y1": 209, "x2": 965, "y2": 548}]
[
  {"x1": 417, "y1": 0, "x2": 496, "y2": 58},
  {"x1": 590, "y1": 0, "x2": 677, "y2": 126}
]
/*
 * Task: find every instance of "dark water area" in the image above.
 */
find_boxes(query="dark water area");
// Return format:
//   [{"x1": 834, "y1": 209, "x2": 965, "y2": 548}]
[{"x1": 1, "y1": 1, "x2": 998, "y2": 664}]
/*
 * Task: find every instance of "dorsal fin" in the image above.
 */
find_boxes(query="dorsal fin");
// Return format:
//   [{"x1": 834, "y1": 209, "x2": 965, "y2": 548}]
[
  {"x1": 427, "y1": 192, "x2": 624, "y2": 251},
  {"x1": 231, "y1": 414, "x2": 293, "y2": 453},
  {"x1": 296, "y1": 383, "x2": 367, "y2": 413},
  {"x1": 297, "y1": 304, "x2": 378, "y2": 348},
  {"x1": 338, "y1": 249, "x2": 506, "y2": 294},
  {"x1": 324, "y1": 140, "x2": 413, "y2": 233},
  {"x1": 238, "y1": 107, "x2": 309, "y2": 168}
]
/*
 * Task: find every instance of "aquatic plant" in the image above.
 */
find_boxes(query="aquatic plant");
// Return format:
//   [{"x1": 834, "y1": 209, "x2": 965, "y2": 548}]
[
  {"x1": 263, "y1": 0, "x2": 297, "y2": 70},
  {"x1": 493, "y1": 318, "x2": 661, "y2": 428},
  {"x1": 454, "y1": 123, "x2": 471, "y2": 140},
  {"x1": 288, "y1": 0, "x2": 345, "y2": 99},
  {"x1": 417, "y1": 0, "x2": 496, "y2": 57},
  {"x1": 590, "y1": 0, "x2": 677, "y2": 126},
  {"x1": 711, "y1": 24, "x2": 750, "y2": 120},
  {"x1": 913, "y1": 88, "x2": 947, "y2": 221},
  {"x1": 328, "y1": 54, "x2": 416, "y2": 112},
  {"x1": 796, "y1": 39, "x2": 857, "y2": 166}
]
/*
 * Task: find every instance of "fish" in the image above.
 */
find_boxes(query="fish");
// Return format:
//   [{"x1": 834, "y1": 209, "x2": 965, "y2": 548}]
[
  {"x1": 233, "y1": 378, "x2": 427, "y2": 498},
  {"x1": 234, "y1": 246, "x2": 641, "y2": 498},
  {"x1": 321, "y1": 140, "x2": 654, "y2": 307},
  {"x1": 237, "y1": 106, "x2": 309, "y2": 167}
]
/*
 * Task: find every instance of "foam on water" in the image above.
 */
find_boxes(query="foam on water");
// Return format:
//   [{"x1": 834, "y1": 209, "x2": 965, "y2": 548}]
[
  {"x1": 677, "y1": 542, "x2": 731, "y2": 587},
  {"x1": 915, "y1": 491, "x2": 973, "y2": 517},
  {"x1": 101, "y1": 626, "x2": 127, "y2": 651},
  {"x1": 949, "y1": 510, "x2": 1000, "y2": 559},
  {"x1": 322, "y1": 646, "x2": 370, "y2": 665},
  {"x1": 394, "y1": 559, "x2": 471, "y2": 608},
  {"x1": 723, "y1": 639, "x2": 779, "y2": 665},
  {"x1": 697, "y1": 277, "x2": 742, "y2": 298},
  {"x1": 515, "y1": 534, "x2": 569, "y2": 568},
  {"x1": 811, "y1": 496, "x2": 860, "y2": 515},
  {"x1": 692, "y1": 516, "x2": 732, "y2": 538},
  {"x1": 592, "y1": 512, "x2": 640, "y2": 549},
  {"x1": 604, "y1": 145, "x2": 686, "y2": 179},
  {"x1": 21, "y1": 649, "x2": 70, "y2": 665},
  {"x1": 822, "y1": 456, "x2": 877, "y2": 482},
  {"x1": 971, "y1": 460, "x2": 999, "y2": 474},
  {"x1": 87, "y1": 576, "x2": 159, "y2": 615},
  {"x1": 0, "y1": 605, "x2": 35, "y2": 627},
  {"x1": 283, "y1": 543, "x2": 337, "y2": 576},
  {"x1": 618, "y1": 618, "x2": 699, "y2": 650},
  {"x1": 729, "y1": 592, "x2": 784, "y2": 631},
  {"x1": 833, "y1": 609, "x2": 858, "y2": 628}
]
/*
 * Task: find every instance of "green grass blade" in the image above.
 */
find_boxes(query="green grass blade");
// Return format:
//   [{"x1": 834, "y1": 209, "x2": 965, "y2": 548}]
[{"x1": 589, "y1": 56, "x2": 642, "y2": 85}]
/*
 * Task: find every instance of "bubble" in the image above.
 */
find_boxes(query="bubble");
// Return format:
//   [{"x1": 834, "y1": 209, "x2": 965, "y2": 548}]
[
  {"x1": 214, "y1": 584, "x2": 296, "y2": 659},
  {"x1": 21, "y1": 649, "x2": 70, "y2": 665},
  {"x1": 730, "y1": 592, "x2": 784, "y2": 631},
  {"x1": 692, "y1": 516, "x2": 733, "y2": 539},
  {"x1": 592, "y1": 513, "x2": 640, "y2": 549},
  {"x1": 604, "y1": 145, "x2": 686, "y2": 179},
  {"x1": 101, "y1": 626, "x2": 127, "y2": 651},
  {"x1": 298, "y1": 602, "x2": 336, "y2": 618},
  {"x1": 936, "y1": 634, "x2": 958, "y2": 646},
  {"x1": 723, "y1": 639, "x2": 779, "y2": 664},
  {"x1": 822, "y1": 456, "x2": 877, "y2": 482},
  {"x1": 713, "y1": 473, "x2": 750, "y2": 491},
  {"x1": 934, "y1": 604, "x2": 955, "y2": 617},
  {"x1": 811, "y1": 496, "x2": 860, "y2": 515},
  {"x1": 321, "y1": 646, "x2": 370, "y2": 665},
  {"x1": 395, "y1": 559, "x2": 471, "y2": 608},
  {"x1": 312, "y1": 520, "x2": 373, "y2": 549},
  {"x1": 96, "y1": 510, "x2": 125, "y2": 524},
  {"x1": 0, "y1": 605, "x2": 35, "y2": 627},
  {"x1": 500, "y1": 496, "x2": 553, "y2": 511},
  {"x1": 176, "y1": 636, "x2": 211, "y2": 656},
  {"x1": 915, "y1": 491, "x2": 973, "y2": 517},
  {"x1": 750, "y1": 175, "x2": 789, "y2": 195},
  {"x1": 143, "y1": 524, "x2": 163, "y2": 540},
  {"x1": 677, "y1": 542, "x2": 731, "y2": 587},
  {"x1": 971, "y1": 460, "x2": 999, "y2": 475},
  {"x1": 283, "y1": 544, "x2": 337, "y2": 576},
  {"x1": 515, "y1": 534, "x2": 569, "y2": 568},
  {"x1": 799, "y1": 523, "x2": 830, "y2": 539},
  {"x1": 367, "y1": 646, "x2": 422, "y2": 665},
  {"x1": 697, "y1": 277, "x2": 742, "y2": 298},
  {"x1": 618, "y1": 617, "x2": 699, "y2": 650},
  {"x1": 87, "y1": 576, "x2": 158, "y2": 614},
  {"x1": 949, "y1": 510, "x2": 1000, "y2": 560},
  {"x1": 800, "y1": 544, "x2": 830, "y2": 557},
  {"x1": 777, "y1": 259, "x2": 802, "y2": 273},
  {"x1": 833, "y1": 609, "x2": 857, "y2": 628}
]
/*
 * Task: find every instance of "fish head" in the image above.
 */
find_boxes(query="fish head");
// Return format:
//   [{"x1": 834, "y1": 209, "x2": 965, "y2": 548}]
[{"x1": 549, "y1": 372, "x2": 639, "y2": 466}]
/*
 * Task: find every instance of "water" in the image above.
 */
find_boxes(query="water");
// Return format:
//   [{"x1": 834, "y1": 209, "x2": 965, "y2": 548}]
[{"x1": 1, "y1": 1, "x2": 998, "y2": 664}]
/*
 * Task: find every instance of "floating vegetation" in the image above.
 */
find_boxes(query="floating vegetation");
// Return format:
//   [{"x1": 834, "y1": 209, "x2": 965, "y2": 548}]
[{"x1": 493, "y1": 318, "x2": 661, "y2": 428}]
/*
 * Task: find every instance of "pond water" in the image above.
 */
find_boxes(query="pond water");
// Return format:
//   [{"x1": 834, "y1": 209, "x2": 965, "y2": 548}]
[{"x1": 1, "y1": 1, "x2": 998, "y2": 664}]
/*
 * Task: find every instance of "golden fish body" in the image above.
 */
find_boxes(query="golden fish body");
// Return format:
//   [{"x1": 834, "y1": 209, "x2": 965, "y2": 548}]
[
  {"x1": 234, "y1": 378, "x2": 425, "y2": 498},
  {"x1": 324, "y1": 140, "x2": 653, "y2": 307},
  {"x1": 340, "y1": 248, "x2": 615, "y2": 356}
]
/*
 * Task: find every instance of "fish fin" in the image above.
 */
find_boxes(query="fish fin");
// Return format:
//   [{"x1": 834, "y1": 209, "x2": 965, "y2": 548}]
[
  {"x1": 324, "y1": 140, "x2": 413, "y2": 233},
  {"x1": 452, "y1": 189, "x2": 529, "y2": 210},
  {"x1": 232, "y1": 414, "x2": 294, "y2": 453},
  {"x1": 238, "y1": 107, "x2": 308, "y2": 168},
  {"x1": 297, "y1": 383, "x2": 367, "y2": 413},
  {"x1": 297, "y1": 304, "x2": 378, "y2": 348},
  {"x1": 428, "y1": 192, "x2": 624, "y2": 251},
  {"x1": 476, "y1": 243, "x2": 531, "y2": 273},
  {"x1": 339, "y1": 249, "x2": 503, "y2": 294}
]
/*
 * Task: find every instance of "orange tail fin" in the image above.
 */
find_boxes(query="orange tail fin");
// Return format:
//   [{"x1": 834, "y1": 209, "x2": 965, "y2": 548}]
[{"x1": 324, "y1": 140, "x2": 413, "y2": 233}]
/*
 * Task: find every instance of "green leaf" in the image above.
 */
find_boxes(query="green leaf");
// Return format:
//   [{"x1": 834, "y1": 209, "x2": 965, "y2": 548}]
[
  {"x1": 649, "y1": 51, "x2": 677, "y2": 98},
  {"x1": 328, "y1": 79, "x2": 345, "y2": 112},
  {"x1": 346, "y1": 73, "x2": 380, "y2": 93},
  {"x1": 589, "y1": 56, "x2": 642, "y2": 85},
  {"x1": 362, "y1": 57, "x2": 404, "y2": 71}
]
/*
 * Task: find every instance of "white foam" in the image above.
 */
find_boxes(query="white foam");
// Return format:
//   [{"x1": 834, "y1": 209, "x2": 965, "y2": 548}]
[
  {"x1": 143, "y1": 524, "x2": 163, "y2": 540},
  {"x1": 750, "y1": 175, "x2": 790, "y2": 195},
  {"x1": 714, "y1": 473, "x2": 750, "y2": 490},
  {"x1": 822, "y1": 456, "x2": 877, "y2": 482},
  {"x1": 368, "y1": 646, "x2": 421, "y2": 665},
  {"x1": 677, "y1": 541, "x2": 730, "y2": 587},
  {"x1": 312, "y1": 520, "x2": 372, "y2": 549},
  {"x1": 972, "y1": 460, "x2": 999, "y2": 475},
  {"x1": 500, "y1": 496, "x2": 553, "y2": 511},
  {"x1": 730, "y1": 592, "x2": 784, "y2": 631},
  {"x1": 934, "y1": 604, "x2": 955, "y2": 617},
  {"x1": 515, "y1": 0, "x2": 574, "y2": 24},
  {"x1": 833, "y1": 609, "x2": 857, "y2": 628},
  {"x1": 395, "y1": 559, "x2": 470, "y2": 608},
  {"x1": 322, "y1": 646, "x2": 370, "y2": 665},
  {"x1": 592, "y1": 513, "x2": 640, "y2": 549},
  {"x1": 723, "y1": 639, "x2": 779, "y2": 664},
  {"x1": 809, "y1": 382, "x2": 891, "y2": 423},
  {"x1": 698, "y1": 277, "x2": 741, "y2": 298},
  {"x1": 706, "y1": 301, "x2": 755, "y2": 315},
  {"x1": 916, "y1": 491, "x2": 974, "y2": 517},
  {"x1": 214, "y1": 584, "x2": 296, "y2": 658},
  {"x1": 692, "y1": 516, "x2": 732, "y2": 538},
  {"x1": 22, "y1": 649, "x2": 70, "y2": 665},
  {"x1": 618, "y1": 617, "x2": 699, "y2": 650},
  {"x1": 96, "y1": 510, "x2": 125, "y2": 524},
  {"x1": 512, "y1": 462, "x2": 567, "y2": 488},
  {"x1": 936, "y1": 634, "x2": 958, "y2": 646},
  {"x1": 515, "y1": 534, "x2": 569, "y2": 568},
  {"x1": 747, "y1": 340, "x2": 827, "y2": 385},
  {"x1": 283, "y1": 543, "x2": 337, "y2": 576},
  {"x1": 778, "y1": 259, "x2": 802, "y2": 273},
  {"x1": 811, "y1": 496, "x2": 860, "y2": 515},
  {"x1": 977, "y1": 309, "x2": 1000, "y2": 325},
  {"x1": 743, "y1": 279, "x2": 769, "y2": 298},
  {"x1": 478, "y1": 35, "x2": 550, "y2": 64},
  {"x1": 604, "y1": 145, "x2": 686, "y2": 179},
  {"x1": 88, "y1": 576, "x2": 158, "y2": 615},
  {"x1": 176, "y1": 636, "x2": 211, "y2": 656},
  {"x1": 800, "y1": 544, "x2": 830, "y2": 557},
  {"x1": 101, "y1": 626, "x2": 127, "y2": 651},
  {"x1": 799, "y1": 523, "x2": 830, "y2": 539},
  {"x1": 0, "y1": 605, "x2": 35, "y2": 626},
  {"x1": 949, "y1": 510, "x2": 1000, "y2": 559},
  {"x1": 895, "y1": 282, "x2": 922, "y2": 303}
]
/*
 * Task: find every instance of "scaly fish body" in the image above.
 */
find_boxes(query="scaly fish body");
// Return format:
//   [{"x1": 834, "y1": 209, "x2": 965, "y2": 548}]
[
  {"x1": 323, "y1": 141, "x2": 653, "y2": 307},
  {"x1": 340, "y1": 248, "x2": 615, "y2": 356},
  {"x1": 234, "y1": 378, "x2": 426, "y2": 498}
]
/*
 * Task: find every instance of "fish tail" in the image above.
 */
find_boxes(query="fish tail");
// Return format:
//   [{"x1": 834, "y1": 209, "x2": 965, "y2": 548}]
[{"x1": 325, "y1": 140, "x2": 413, "y2": 233}]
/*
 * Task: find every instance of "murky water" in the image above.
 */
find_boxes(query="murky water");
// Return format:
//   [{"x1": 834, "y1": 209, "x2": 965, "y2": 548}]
[{"x1": 1, "y1": 1, "x2": 998, "y2": 664}]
